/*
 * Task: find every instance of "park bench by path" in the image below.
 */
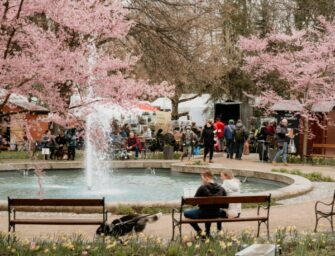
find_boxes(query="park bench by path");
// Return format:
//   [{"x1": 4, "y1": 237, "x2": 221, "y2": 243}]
[
  {"x1": 172, "y1": 194, "x2": 271, "y2": 240},
  {"x1": 314, "y1": 190, "x2": 335, "y2": 232},
  {"x1": 8, "y1": 197, "x2": 107, "y2": 236},
  {"x1": 310, "y1": 144, "x2": 335, "y2": 158}
]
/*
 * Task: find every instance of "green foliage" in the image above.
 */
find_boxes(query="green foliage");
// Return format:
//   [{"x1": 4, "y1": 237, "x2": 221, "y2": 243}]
[
  {"x1": 111, "y1": 205, "x2": 171, "y2": 215},
  {"x1": 145, "y1": 151, "x2": 181, "y2": 160},
  {"x1": 1, "y1": 229, "x2": 334, "y2": 256},
  {"x1": 0, "y1": 150, "x2": 85, "y2": 160},
  {"x1": 271, "y1": 168, "x2": 334, "y2": 182},
  {"x1": 0, "y1": 151, "x2": 30, "y2": 160},
  {"x1": 286, "y1": 155, "x2": 335, "y2": 166},
  {"x1": 113, "y1": 204, "x2": 135, "y2": 215},
  {"x1": 185, "y1": 160, "x2": 208, "y2": 166}
]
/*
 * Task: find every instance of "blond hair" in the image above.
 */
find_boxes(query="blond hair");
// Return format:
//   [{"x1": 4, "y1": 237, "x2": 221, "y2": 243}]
[{"x1": 221, "y1": 170, "x2": 234, "y2": 179}]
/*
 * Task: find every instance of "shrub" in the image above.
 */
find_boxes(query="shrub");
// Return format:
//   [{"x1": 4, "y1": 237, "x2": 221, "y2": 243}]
[{"x1": 271, "y1": 168, "x2": 334, "y2": 182}]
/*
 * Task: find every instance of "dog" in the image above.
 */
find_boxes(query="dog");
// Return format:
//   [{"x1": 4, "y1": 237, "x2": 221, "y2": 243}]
[{"x1": 96, "y1": 213, "x2": 162, "y2": 237}]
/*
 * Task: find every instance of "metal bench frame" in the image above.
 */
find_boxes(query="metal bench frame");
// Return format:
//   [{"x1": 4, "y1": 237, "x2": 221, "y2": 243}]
[
  {"x1": 172, "y1": 194, "x2": 271, "y2": 240},
  {"x1": 314, "y1": 191, "x2": 335, "y2": 232},
  {"x1": 8, "y1": 197, "x2": 107, "y2": 237}
]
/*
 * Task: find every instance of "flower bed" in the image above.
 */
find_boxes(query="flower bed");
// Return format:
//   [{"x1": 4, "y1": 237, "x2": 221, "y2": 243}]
[{"x1": 1, "y1": 227, "x2": 334, "y2": 256}]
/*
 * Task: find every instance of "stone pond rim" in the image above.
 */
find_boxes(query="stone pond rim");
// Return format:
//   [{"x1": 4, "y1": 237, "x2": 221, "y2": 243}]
[{"x1": 0, "y1": 160, "x2": 313, "y2": 211}]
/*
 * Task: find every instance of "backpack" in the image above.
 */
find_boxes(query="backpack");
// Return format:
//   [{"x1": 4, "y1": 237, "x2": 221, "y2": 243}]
[{"x1": 234, "y1": 128, "x2": 244, "y2": 142}]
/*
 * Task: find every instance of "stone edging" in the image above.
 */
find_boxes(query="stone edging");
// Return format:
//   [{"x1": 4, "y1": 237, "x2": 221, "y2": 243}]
[{"x1": 0, "y1": 160, "x2": 313, "y2": 211}]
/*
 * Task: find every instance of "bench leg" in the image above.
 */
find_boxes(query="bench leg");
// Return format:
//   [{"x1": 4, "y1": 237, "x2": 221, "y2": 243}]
[
  {"x1": 7, "y1": 224, "x2": 11, "y2": 242},
  {"x1": 171, "y1": 223, "x2": 180, "y2": 241},
  {"x1": 179, "y1": 224, "x2": 182, "y2": 241},
  {"x1": 314, "y1": 214, "x2": 320, "y2": 232},
  {"x1": 331, "y1": 215, "x2": 334, "y2": 232},
  {"x1": 257, "y1": 221, "x2": 261, "y2": 237}
]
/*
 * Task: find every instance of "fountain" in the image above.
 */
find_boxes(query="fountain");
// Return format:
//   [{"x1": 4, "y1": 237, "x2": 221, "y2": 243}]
[
  {"x1": 85, "y1": 104, "x2": 134, "y2": 190},
  {"x1": 84, "y1": 39, "x2": 136, "y2": 189}
]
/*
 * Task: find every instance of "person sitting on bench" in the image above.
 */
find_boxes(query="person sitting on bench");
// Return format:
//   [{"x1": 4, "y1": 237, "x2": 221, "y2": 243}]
[
  {"x1": 125, "y1": 132, "x2": 142, "y2": 159},
  {"x1": 184, "y1": 170, "x2": 227, "y2": 238},
  {"x1": 217, "y1": 170, "x2": 241, "y2": 231}
]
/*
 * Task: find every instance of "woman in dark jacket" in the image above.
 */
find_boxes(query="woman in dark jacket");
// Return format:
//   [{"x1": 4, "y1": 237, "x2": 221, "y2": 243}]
[{"x1": 201, "y1": 121, "x2": 215, "y2": 163}]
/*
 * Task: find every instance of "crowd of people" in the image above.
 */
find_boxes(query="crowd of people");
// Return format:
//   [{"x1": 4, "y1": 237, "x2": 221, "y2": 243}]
[
  {"x1": 0, "y1": 115, "x2": 294, "y2": 165},
  {"x1": 106, "y1": 117, "x2": 250, "y2": 162},
  {"x1": 253, "y1": 118, "x2": 295, "y2": 165},
  {"x1": 36, "y1": 128, "x2": 83, "y2": 161},
  {"x1": 107, "y1": 117, "x2": 295, "y2": 165}
]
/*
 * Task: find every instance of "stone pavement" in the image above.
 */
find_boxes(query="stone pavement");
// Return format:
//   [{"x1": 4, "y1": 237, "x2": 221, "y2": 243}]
[{"x1": 0, "y1": 154, "x2": 334, "y2": 240}]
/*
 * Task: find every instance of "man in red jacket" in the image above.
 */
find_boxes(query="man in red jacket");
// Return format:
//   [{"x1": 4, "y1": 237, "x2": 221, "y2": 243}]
[
  {"x1": 125, "y1": 132, "x2": 142, "y2": 159},
  {"x1": 215, "y1": 117, "x2": 225, "y2": 152}
]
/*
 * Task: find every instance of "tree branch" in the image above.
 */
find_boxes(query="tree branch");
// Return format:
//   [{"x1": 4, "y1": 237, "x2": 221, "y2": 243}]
[
  {"x1": 0, "y1": 93, "x2": 11, "y2": 111},
  {"x1": 178, "y1": 93, "x2": 201, "y2": 103},
  {"x1": 68, "y1": 99, "x2": 102, "y2": 110},
  {"x1": 3, "y1": 0, "x2": 25, "y2": 59}
]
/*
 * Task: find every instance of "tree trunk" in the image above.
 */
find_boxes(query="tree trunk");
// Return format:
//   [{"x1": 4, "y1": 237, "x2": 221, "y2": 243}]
[
  {"x1": 302, "y1": 117, "x2": 308, "y2": 163},
  {"x1": 171, "y1": 97, "x2": 179, "y2": 120}
]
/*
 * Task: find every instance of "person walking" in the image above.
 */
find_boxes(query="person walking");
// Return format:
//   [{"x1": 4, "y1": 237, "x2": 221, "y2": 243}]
[
  {"x1": 256, "y1": 122, "x2": 269, "y2": 161},
  {"x1": 224, "y1": 120, "x2": 235, "y2": 159},
  {"x1": 184, "y1": 171, "x2": 227, "y2": 238},
  {"x1": 65, "y1": 128, "x2": 77, "y2": 160},
  {"x1": 272, "y1": 119, "x2": 290, "y2": 165},
  {"x1": 201, "y1": 121, "x2": 215, "y2": 163},
  {"x1": 214, "y1": 117, "x2": 225, "y2": 152},
  {"x1": 180, "y1": 126, "x2": 197, "y2": 161},
  {"x1": 233, "y1": 120, "x2": 248, "y2": 160},
  {"x1": 55, "y1": 132, "x2": 66, "y2": 160}
]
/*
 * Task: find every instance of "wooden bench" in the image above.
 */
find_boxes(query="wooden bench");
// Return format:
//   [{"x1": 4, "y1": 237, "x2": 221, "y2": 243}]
[
  {"x1": 172, "y1": 194, "x2": 271, "y2": 240},
  {"x1": 8, "y1": 197, "x2": 107, "y2": 235},
  {"x1": 314, "y1": 190, "x2": 335, "y2": 232},
  {"x1": 310, "y1": 144, "x2": 335, "y2": 158}
]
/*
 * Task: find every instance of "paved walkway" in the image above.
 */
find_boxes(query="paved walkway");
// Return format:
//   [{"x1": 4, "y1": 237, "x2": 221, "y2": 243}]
[{"x1": 0, "y1": 154, "x2": 334, "y2": 240}]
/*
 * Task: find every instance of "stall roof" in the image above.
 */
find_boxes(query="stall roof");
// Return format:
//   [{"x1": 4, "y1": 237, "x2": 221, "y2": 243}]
[
  {"x1": 311, "y1": 101, "x2": 335, "y2": 113},
  {"x1": 0, "y1": 90, "x2": 49, "y2": 113},
  {"x1": 271, "y1": 100, "x2": 335, "y2": 113},
  {"x1": 271, "y1": 100, "x2": 303, "y2": 112}
]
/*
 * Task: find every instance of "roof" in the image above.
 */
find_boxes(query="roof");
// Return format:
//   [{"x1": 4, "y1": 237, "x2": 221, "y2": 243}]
[
  {"x1": 311, "y1": 101, "x2": 335, "y2": 113},
  {"x1": 271, "y1": 100, "x2": 335, "y2": 113},
  {"x1": 0, "y1": 90, "x2": 49, "y2": 113},
  {"x1": 270, "y1": 100, "x2": 303, "y2": 112}
]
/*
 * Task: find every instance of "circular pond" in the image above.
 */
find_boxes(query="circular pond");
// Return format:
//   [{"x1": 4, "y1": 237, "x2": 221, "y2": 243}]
[{"x1": 0, "y1": 169, "x2": 286, "y2": 202}]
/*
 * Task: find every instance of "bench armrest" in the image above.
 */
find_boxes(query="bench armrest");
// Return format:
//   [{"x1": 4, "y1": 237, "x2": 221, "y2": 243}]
[
  {"x1": 257, "y1": 205, "x2": 269, "y2": 215},
  {"x1": 172, "y1": 208, "x2": 180, "y2": 217},
  {"x1": 315, "y1": 200, "x2": 334, "y2": 211}
]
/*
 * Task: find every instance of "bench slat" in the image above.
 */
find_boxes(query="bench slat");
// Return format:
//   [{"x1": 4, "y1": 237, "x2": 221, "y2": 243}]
[
  {"x1": 313, "y1": 144, "x2": 335, "y2": 148},
  {"x1": 9, "y1": 198, "x2": 104, "y2": 207},
  {"x1": 10, "y1": 219, "x2": 104, "y2": 225},
  {"x1": 179, "y1": 217, "x2": 267, "y2": 223},
  {"x1": 309, "y1": 154, "x2": 335, "y2": 158},
  {"x1": 183, "y1": 195, "x2": 270, "y2": 205}
]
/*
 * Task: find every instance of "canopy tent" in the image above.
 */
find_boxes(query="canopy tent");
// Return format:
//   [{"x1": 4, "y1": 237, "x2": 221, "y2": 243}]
[{"x1": 151, "y1": 94, "x2": 211, "y2": 125}]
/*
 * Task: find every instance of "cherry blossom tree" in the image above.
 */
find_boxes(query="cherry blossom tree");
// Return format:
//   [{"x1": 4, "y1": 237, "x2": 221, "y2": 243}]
[
  {"x1": 239, "y1": 17, "x2": 335, "y2": 156},
  {"x1": 0, "y1": 0, "x2": 173, "y2": 118}
]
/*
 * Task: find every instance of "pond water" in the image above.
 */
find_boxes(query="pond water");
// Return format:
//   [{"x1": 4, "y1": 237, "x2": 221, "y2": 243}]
[{"x1": 0, "y1": 169, "x2": 286, "y2": 202}]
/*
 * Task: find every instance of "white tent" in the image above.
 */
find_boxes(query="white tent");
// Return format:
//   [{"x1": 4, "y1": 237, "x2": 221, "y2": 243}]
[{"x1": 151, "y1": 94, "x2": 211, "y2": 126}]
